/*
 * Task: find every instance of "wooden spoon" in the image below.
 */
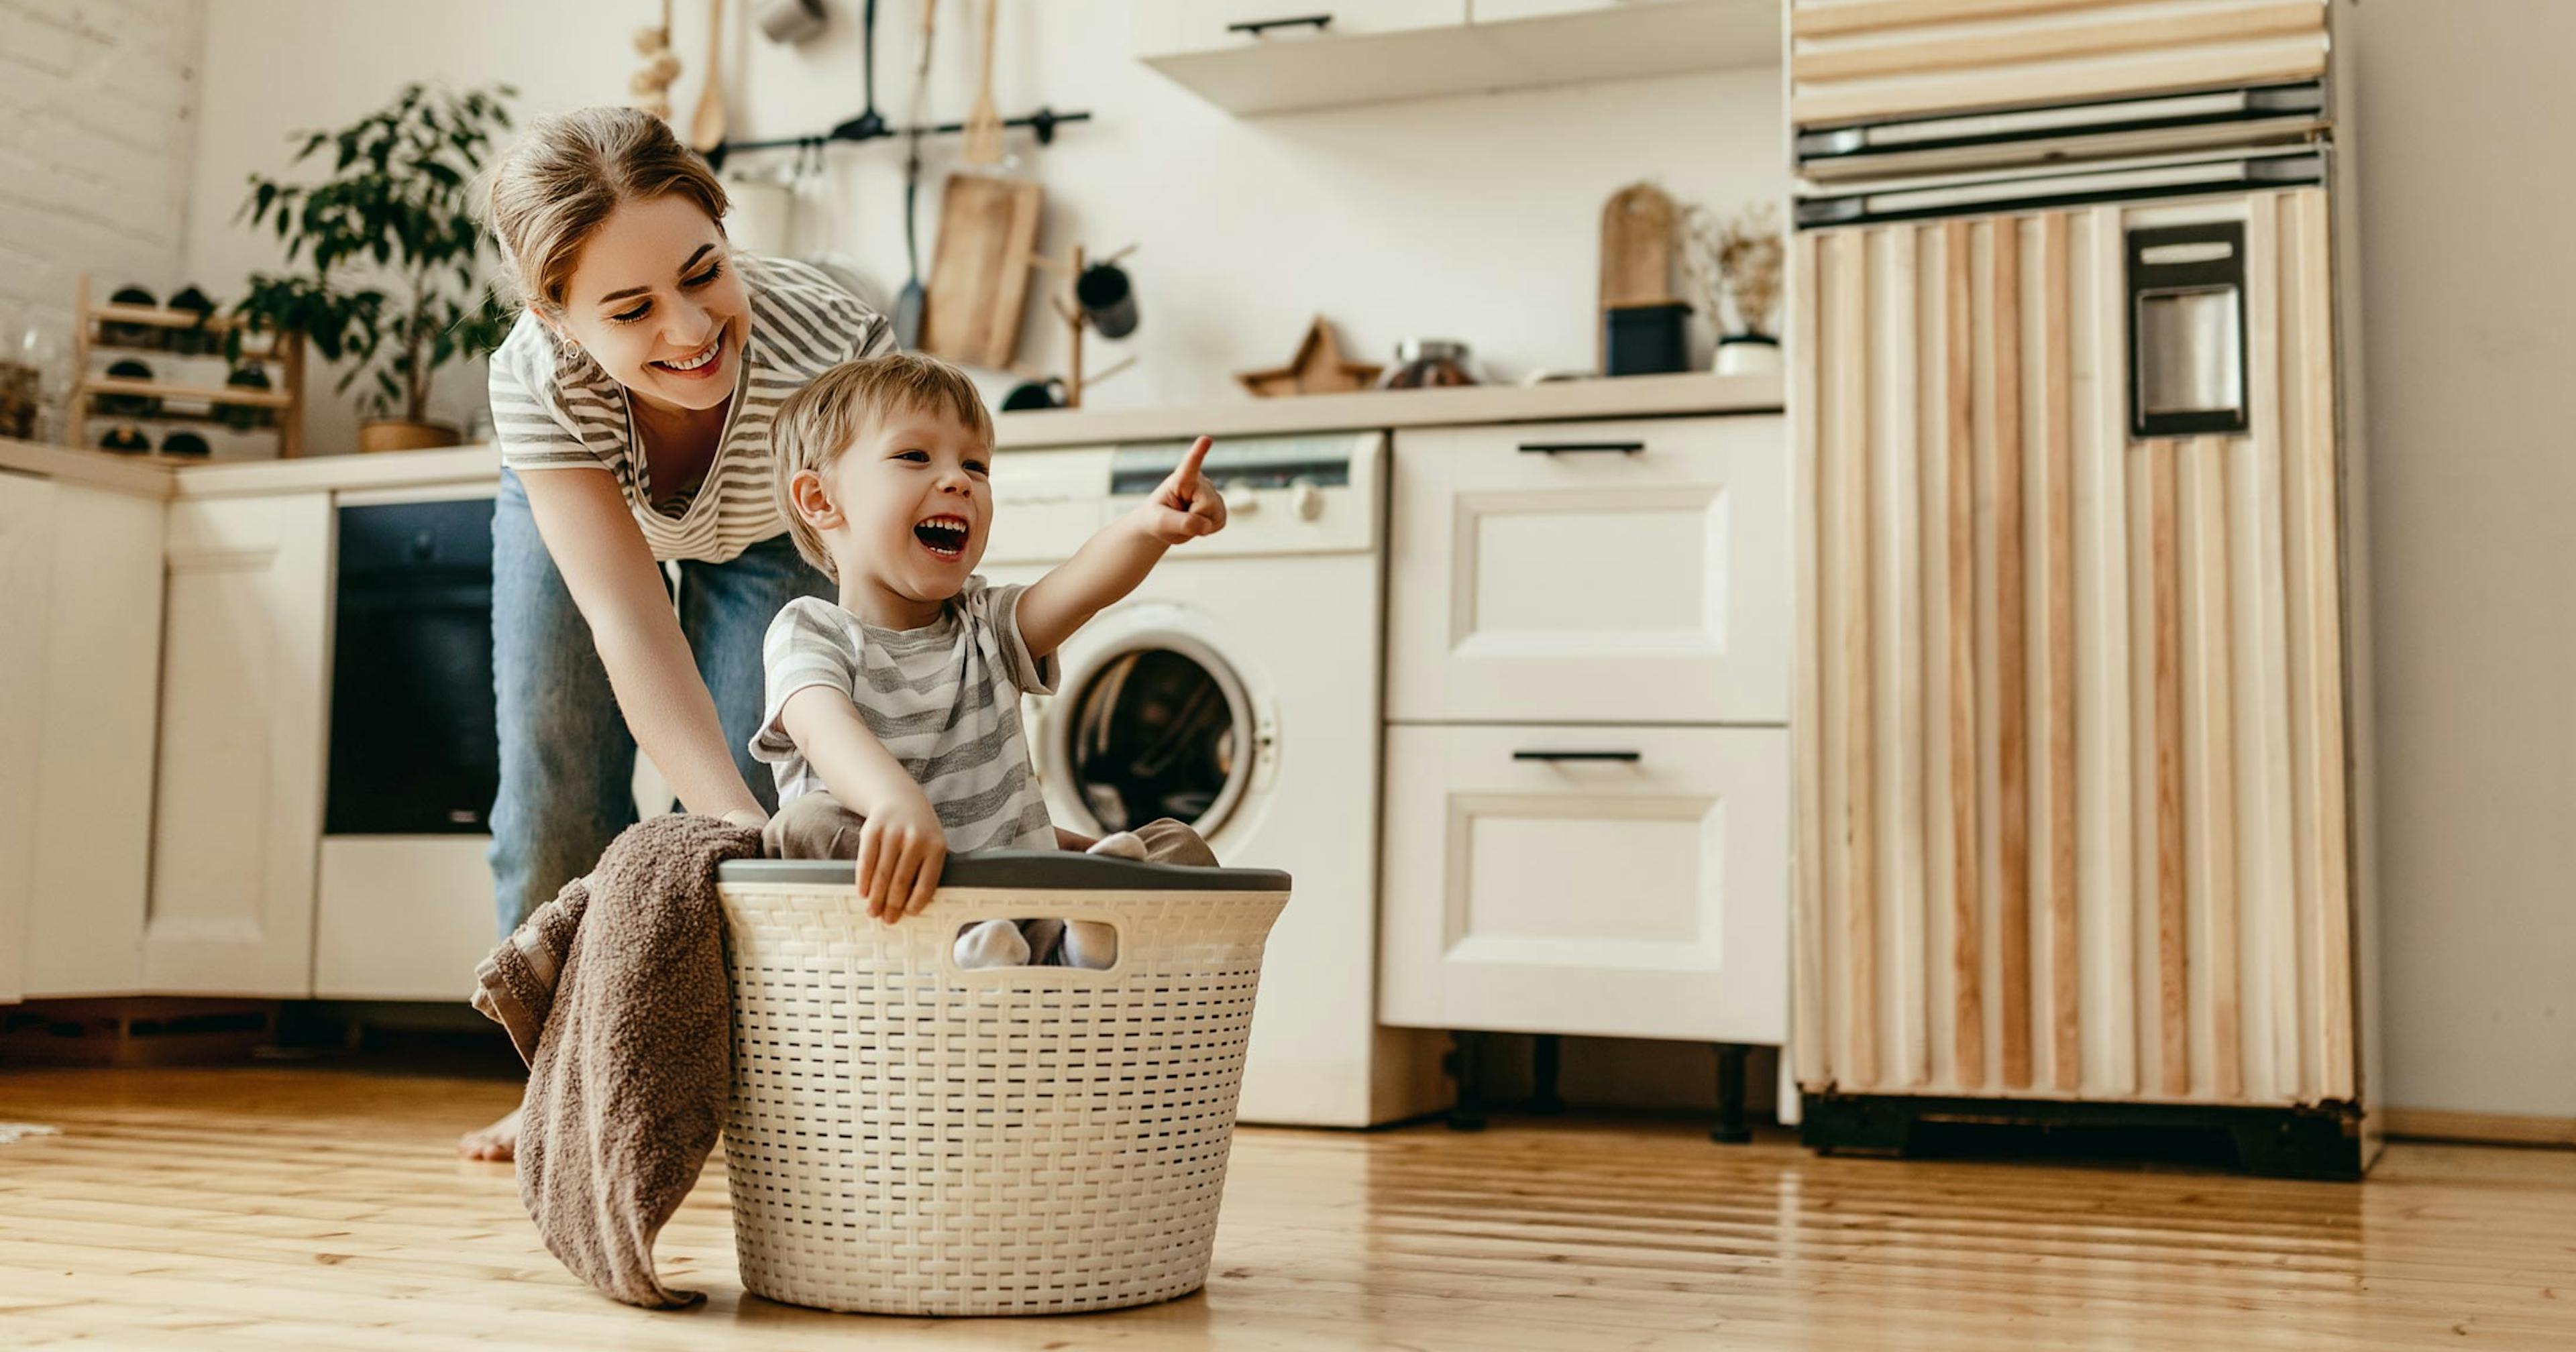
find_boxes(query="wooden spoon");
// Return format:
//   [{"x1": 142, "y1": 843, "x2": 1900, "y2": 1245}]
[
  {"x1": 689, "y1": 0, "x2": 729, "y2": 153},
  {"x1": 959, "y1": 0, "x2": 1003, "y2": 166}
]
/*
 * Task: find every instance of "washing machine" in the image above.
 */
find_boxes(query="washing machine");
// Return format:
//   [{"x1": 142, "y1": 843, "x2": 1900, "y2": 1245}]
[{"x1": 983, "y1": 431, "x2": 1440, "y2": 1127}]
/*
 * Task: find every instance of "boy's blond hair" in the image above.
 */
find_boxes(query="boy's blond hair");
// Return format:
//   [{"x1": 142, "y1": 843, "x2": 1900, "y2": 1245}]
[{"x1": 771, "y1": 352, "x2": 995, "y2": 579}]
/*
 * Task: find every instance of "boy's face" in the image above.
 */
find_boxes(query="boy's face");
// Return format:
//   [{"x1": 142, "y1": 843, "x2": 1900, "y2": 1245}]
[{"x1": 808, "y1": 402, "x2": 993, "y2": 609}]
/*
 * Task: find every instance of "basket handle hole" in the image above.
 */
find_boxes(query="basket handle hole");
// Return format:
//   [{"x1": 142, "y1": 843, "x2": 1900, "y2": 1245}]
[{"x1": 952, "y1": 917, "x2": 1121, "y2": 970}]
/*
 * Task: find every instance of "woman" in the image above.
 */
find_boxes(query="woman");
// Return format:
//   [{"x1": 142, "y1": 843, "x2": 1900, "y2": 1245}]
[{"x1": 462, "y1": 108, "x2": 889, "y2": 1160}]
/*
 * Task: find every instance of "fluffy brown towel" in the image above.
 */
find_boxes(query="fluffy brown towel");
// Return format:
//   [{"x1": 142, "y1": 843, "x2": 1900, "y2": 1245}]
[{"x1": 472, "y1": 812, "x2": 759, "y2": 1309}]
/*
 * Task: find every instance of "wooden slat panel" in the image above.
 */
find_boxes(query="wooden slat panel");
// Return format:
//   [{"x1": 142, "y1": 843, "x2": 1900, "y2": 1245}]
[
  {"x1": 2078, "y1": 207, "x2": 2138, "y2": 1098},
  {"x1": 2185, "y1": 435, "x2": 2243, "y2": 1102},
  {"x1": 1943, "y1": 221, "x2": 1984, "y2": 1091},
  {"x1": 2151, "y1": 439, "x2": 2189, "y2": 1098},
  {"x1": 1792, "y1": 233, "x2": 1829, "y2": 1089},
  {"x1": 1833, "y1": 229, "x2": 1880, "y2": 1091},
  {"x1": 1792, "y1": 2, "x2": 2323, "y2": 84},
  {"x1": 2292, "y1": 188, "x2": 2355, "y2": 1102},
  {"x1": 1992, "y1": 217, "x2": 2033, "y2": 1091},
  {"x1": 1791, "y1": 40, "x2": 2329, "y2": 128},
  {"x1": 1884, "y1": 224, "x2": 1933, "y2": 1088},
  {"x1": 2241, "y1": 194, "x2": 2300, "y2": 1104},
  {"x1": 2039, "y1": 211, "x2": 2079, "y2": 1094},
  {"x1": 1790, "y1": 0, "x2": 2135, "y2": 41}
]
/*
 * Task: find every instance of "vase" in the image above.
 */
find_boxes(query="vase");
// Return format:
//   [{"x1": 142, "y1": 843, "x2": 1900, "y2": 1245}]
[{"x1": 1715, "y1": 333, "x2": 1782, "y2": 376}]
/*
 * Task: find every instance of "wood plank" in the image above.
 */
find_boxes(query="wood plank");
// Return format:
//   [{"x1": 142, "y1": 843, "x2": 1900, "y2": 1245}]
[
  {"x1": 1792, "y1": 2, "x2": 2323, "y2": 83},
  {"x1": 1992, "y1": 215, "x2": 2033, "y2": 1091},
  {"x1": 2241, "y1": 194, "x2": 2300, "y2": 1103},
  {"x1": 2151, "y1": 439, "x2": 2189, "y2": 1098},
  {"x1": 2039, "y1": 212, "x2": 2079, "y2": 1094},
  {"x1": 1789, "y1": 0, "x2": 2135, "y2": 41},
  {"x1": 2292, "y1": 188, "x2": 2355, "y2": 1103},
  {"x1": 1833, "y1": 228, "x2": 1880, "y2": 1091},
  {"x1": 1943, "y1": 220, "x2": 1984, "y2": 1091},
  {"x1": 2078, "y1": 207, "x2": 2137, "y2": 1098},
  {"x1": 1792, "y1": 234, "x2": 1831, "y2": 1090},
  {"x1": 1885, "y1": 223, "x2": 1933, "y2": 1088},
  {"x1": 1791, "y1": 40, "x2": 2329, "y2": 127},
  {"x1": 2186, "y1": 435, "x2": 2243, "y2": 1103}
]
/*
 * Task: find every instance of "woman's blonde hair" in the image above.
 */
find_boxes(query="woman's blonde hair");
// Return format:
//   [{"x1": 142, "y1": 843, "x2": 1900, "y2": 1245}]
[
  {"x1": 773, "y1": 353, "x2": 996, "y2": 581},
  {"x1": 479, "y1": 107, "x2": 728, "y2": 316}
]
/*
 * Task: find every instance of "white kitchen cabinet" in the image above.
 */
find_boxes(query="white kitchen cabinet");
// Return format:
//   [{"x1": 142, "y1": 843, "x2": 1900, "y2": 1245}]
[
  {"x1": 1, "y1": 473, "x2": 168, "y2": 1005},
  {"x1": 313, "y1": 837, "x2": 498, "y2": 1000},
  {"x1": 1132, "y1": 0, "x2": 1775, "y2": 116},
  {"x1": 1387, "y1": 415, "x2": 1790, "y2": 726},
  {"x1": 1378, "y1": 724, "x2": 1788, "y2": 1041},
  {"x1": 146, "y1": 492, "x2": 333, "y2": 996}
]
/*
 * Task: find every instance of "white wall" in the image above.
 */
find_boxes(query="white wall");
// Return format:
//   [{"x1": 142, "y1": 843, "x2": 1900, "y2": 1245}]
[
  {"x1": 0, "y1": 0, "x2": 205, "y2": 343},
  {"x1": 2352, "y1": 1, "x2": 2576, "y2": 1121},
  {"x1": 183, "y1": 0, "x2": 1784, "y2": 453}
]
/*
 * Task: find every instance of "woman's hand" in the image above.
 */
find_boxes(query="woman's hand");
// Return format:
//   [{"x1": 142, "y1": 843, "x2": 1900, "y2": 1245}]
[
  {"x1": 857, "y1": 787, "x2": 948, "y2": 921},
  {"x1": 1135, "y1": 436, "x2": 1227, "y2": 545}
]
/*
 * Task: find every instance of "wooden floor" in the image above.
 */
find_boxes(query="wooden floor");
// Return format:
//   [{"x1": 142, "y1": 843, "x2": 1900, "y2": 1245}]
[{"x1": 3, "y1": 1068, "x2": 2575, "y2": 1351}]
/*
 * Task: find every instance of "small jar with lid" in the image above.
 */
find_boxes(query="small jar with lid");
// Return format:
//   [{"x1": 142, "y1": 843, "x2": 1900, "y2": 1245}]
[{"x1": 1377, "y1": 338, "x2": 1480, "y2": 390}]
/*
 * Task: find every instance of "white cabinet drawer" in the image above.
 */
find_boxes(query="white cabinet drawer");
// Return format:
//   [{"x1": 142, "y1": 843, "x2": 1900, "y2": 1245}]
[
  {"x1": 1377, "y1": 724, "x2": 1788, "y2": 1043},
  {"x1": 1387, "y1": 415, "x2": 1789, "y2": 725},
  {"x1": 1136, "y1": 1, "x2": 1467, "y2": 58}
]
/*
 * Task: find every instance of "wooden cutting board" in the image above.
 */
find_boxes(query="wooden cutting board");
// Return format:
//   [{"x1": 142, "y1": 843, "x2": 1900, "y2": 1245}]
[{"x1": 922, "y1": 174, "x2": 1044, "y2": 371}]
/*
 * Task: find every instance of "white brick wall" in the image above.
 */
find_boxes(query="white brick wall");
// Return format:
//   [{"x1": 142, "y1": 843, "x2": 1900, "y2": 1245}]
[{"x1": 0, "y1": 0, "x2": 206, "y2": 335}]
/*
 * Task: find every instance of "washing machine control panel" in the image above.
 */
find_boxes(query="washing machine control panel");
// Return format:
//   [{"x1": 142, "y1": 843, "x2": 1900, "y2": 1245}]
[{"x1": 1104, "y1": 433, "x2": 1381, "y2": 557}]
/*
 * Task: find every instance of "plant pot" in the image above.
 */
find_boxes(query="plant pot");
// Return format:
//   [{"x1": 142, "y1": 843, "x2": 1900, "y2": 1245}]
[
  {"x1": 1715, "y1": 333, "x2": 1782, "y2": 376},
  {"x1": 359, "y1": 419, "x2": 461, "y2": 454}
]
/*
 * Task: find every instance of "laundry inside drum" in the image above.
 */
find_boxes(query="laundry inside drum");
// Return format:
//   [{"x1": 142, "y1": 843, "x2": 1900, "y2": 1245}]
[{"x1": 1066, "y1": 648, "x2": 1240, "y2": 834}]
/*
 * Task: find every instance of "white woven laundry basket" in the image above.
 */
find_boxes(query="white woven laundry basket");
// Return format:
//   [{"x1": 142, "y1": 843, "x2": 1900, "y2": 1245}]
[{"x1": 713, "y1": 851, "x2": 1290, "y2": 1316}]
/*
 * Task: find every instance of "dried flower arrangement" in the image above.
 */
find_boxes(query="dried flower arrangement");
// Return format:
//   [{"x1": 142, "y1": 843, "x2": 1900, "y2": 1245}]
[{"x1": 1682, "y1": 201, "x2": 1786, "y2": 339}]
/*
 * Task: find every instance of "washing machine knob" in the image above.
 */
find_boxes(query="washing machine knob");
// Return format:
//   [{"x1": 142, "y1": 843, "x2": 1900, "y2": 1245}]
[
  {"x1": 1220, "y1": 480, "x2": 1258, "y2": 515},
  {"x1": 1291, "y1": 479, "x2": 1324, "y2": 522}
]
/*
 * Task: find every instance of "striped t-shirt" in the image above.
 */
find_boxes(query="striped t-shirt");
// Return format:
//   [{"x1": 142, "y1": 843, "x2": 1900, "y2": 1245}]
[
  {"x1": 750, "y1": 581, "x2": 1060, "y2": 853},
  {"x1": 486, "y1": 252, "x2": 891, "y2": 563}
]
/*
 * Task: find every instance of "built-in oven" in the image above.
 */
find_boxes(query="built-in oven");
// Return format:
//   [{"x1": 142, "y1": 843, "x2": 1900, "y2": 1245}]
[{"x1": 324, "y1": 496, "x2": 498, "y2": 834}]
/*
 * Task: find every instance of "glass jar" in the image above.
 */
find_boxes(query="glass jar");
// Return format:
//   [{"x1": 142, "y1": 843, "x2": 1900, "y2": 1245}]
[{"x1": 1377, "y1": 337, "x2": 1479, "y2": 390}]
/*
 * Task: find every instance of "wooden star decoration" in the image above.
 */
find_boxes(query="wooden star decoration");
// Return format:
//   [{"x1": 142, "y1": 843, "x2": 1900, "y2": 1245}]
[{"x1": 1235, "y1": 315, "x2": 1381, "y2": 398}]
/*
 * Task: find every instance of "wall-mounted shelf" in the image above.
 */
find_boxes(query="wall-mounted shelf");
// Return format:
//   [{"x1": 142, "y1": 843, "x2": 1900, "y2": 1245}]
[{"x1": 1132, "y1": 0, "x2": 1780, "y2": 117}]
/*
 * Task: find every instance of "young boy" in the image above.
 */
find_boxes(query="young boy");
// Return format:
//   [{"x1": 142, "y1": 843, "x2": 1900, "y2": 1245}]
[{"x1": 751, "y1": 353, "x2": 1226, "y2": 967}]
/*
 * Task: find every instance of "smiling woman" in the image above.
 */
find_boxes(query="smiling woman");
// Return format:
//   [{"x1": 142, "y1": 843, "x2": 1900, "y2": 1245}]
[{"x1": 462, "y1": 107, "x2": 892, "y2": 1163}]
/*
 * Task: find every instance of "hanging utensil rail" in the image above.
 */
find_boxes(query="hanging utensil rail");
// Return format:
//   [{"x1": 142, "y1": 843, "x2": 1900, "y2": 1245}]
[{"x1": 707, "y1": 105, "x2": 1089, "y2": 170}]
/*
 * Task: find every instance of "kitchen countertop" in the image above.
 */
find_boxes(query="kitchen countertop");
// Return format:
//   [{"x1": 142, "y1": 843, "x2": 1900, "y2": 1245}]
[{"x1": 1, "y1": 370, "x2": 1782, "y2": 500}]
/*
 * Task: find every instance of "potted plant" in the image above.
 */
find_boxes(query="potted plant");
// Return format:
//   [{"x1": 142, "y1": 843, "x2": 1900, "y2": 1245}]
[
  {"x1": 232, "y1": 83, "x2": 517, "y2": 453},
  {"x1": 1683, "y1": 203, "x2": 1786, "y2": 376}
]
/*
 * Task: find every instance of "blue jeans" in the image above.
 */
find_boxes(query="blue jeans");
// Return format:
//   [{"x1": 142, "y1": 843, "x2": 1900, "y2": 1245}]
[{"x1": 488, "y1": 468, "x2": 834, "y2": 934}]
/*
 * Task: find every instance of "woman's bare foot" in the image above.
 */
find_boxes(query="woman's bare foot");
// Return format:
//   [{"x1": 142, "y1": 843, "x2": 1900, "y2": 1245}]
[{"x1": 458, "y1": 1105, "x2": 522, "y2": 1162}]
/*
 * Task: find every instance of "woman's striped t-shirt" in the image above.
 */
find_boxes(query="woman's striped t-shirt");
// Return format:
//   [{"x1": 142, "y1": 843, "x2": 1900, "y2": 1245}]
[{"x1": 486, "y1": 252, "x2": 891, "y2": 564}]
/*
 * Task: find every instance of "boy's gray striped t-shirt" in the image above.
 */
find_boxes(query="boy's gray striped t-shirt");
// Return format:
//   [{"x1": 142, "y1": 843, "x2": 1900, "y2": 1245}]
[{"x1": 751, "y1": 580, "x2": 1059, "y2": 852}]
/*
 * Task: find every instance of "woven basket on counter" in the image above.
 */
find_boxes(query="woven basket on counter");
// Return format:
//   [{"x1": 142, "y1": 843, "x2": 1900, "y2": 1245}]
[{"x1": 712, "y1": 852, "x2": 1291, "y2": 1316}]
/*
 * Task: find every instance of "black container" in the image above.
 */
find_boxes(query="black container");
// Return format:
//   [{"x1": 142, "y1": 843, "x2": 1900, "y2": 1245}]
[
  {"x1": 219, "y1": 363, "x2": 274, "y2": 431},
  {"x1": 1604, "y1": 301, "x2": 1691, "y2": 377},
  {"x1": 101, "y1": 285, "x2": 162, "y2": 350},
  {"x1": 160, "y1": 431, "x2": 210, "y2": 457},
  {"x1": 1075, "y1": 262, "x2": 1138, "y2": 340},
  {"x1": 97, "y1": 359, "x2": 160, "y2": 416},
  {"x1": 98, "y1": 425, "x2": 152, "y2": 454},
  {"x1": 326, "y1": 498, "x2": 500, "y2": 834},
  {"x1": 167, "y1": 286, "x2": 220, "y2": 356}
]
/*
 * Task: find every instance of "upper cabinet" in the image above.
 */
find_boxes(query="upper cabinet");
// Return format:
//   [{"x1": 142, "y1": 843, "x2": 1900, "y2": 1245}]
[
  {"x1": 1788, "y1": 0, "x2": 2331, "y2": 130},
  {"x1": 1133, "y1": 0, "x2": 1779, "y2": 117}
]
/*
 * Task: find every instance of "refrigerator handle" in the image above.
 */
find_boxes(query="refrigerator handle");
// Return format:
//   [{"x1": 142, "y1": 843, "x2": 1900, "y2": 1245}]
[{"x1": 2127, "y1": 221, "x2": 2251, "y2": 441}]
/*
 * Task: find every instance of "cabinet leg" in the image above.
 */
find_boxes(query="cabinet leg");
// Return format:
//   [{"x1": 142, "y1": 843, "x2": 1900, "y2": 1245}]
[
  {"x1": 1711, "y1": 1042, "x2": 1753, "y2": 1145},
  {"x1": 1527, "y1": 1033, "x2": 1566, "y2": 1116},
  {"x1": 1444, "y1": 1031, "x2": 1487, "y2": 1132}
]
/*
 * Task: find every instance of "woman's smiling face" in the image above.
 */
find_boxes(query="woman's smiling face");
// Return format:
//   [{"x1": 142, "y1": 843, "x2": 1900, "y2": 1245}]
[{"x1": 552, "y1": 194, "x2": 749, "y2": 412}]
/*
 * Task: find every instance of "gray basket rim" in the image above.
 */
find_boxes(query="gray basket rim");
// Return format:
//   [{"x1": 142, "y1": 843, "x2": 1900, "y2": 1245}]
[{"x1": 719, "y1": 850, "x2": 1291, "y2": 893}]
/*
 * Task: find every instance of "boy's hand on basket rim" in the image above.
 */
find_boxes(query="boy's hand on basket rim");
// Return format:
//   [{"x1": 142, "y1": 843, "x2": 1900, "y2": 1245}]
[{"x1": 856, "y1": 788, "x2": 947, "y2": 920}]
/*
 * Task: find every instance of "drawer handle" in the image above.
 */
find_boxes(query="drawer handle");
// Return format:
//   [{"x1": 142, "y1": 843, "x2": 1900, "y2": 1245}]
[
  {"x1": 1228, "y1": 13, "x2": 1332, "y2": 36},
  {"x1": 1518, "y1": 441, "x2": 1644, "y2": 455},
  {"x1": 1513, "y1": 750, "x2": 1642, "y2": 763}
]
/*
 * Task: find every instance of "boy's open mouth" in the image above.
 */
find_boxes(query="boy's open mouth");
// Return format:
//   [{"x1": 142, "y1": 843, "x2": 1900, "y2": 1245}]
[{"x1": 914, "y1": 514, "x2": 969, "y2": 560}]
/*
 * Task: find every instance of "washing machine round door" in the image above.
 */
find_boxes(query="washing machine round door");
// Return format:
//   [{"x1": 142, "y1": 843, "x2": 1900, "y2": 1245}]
[{"x1": 1049, "y1": 630, "x2": 1255, "y2": 838}]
